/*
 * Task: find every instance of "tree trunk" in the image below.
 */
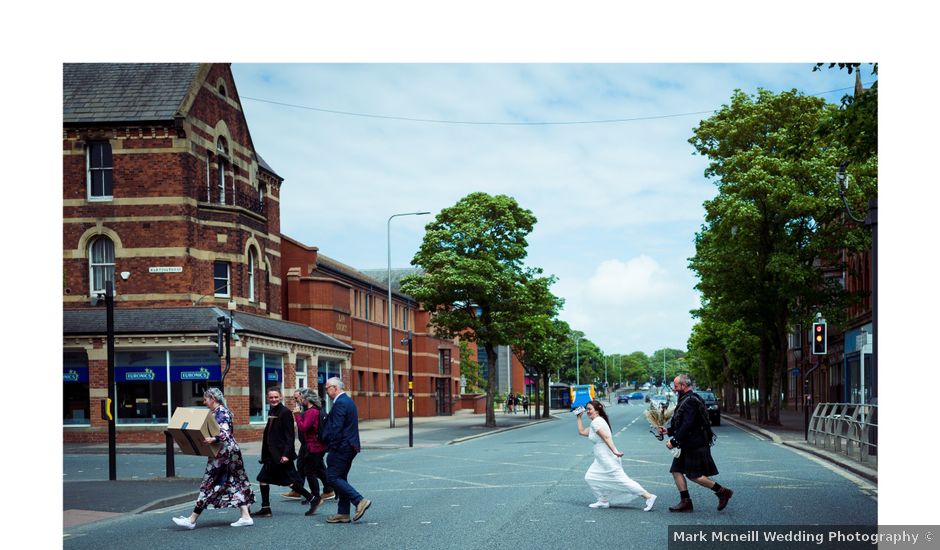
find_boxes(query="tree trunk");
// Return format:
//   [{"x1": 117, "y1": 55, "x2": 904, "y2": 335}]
[
  {"x1": 484, "y1": 342, "x2": 497, "y2": 427},
  {"x1": 758, "y1": 337, "x2": 770, "y2": 424},
  {"x1": 721, "y1": 352, "x2": 734, "y2": 413},
  {"x1": 542, "y1": 371, "x2": 551, "y2": 418}
]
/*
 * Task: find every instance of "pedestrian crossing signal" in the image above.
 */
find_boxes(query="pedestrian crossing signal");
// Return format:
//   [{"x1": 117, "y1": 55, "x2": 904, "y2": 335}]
[{"x1": 812, "y1": 321, "x2": 827, "y2": 355}]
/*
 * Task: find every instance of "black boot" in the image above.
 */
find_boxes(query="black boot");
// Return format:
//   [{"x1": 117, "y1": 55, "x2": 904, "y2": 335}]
[
  {"x1": 669, "y1": 498, "x2": 694, "y2": 512},
  {"x1": 305, "y1": 495, "x2": 322, "y2": 516},
  {"x1": 716, "y1": 487, "x2": 734, "y2": 511}
]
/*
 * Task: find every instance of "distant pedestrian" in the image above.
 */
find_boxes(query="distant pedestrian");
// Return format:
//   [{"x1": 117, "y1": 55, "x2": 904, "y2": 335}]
[
  {"x1": 292, "y1": 387, "x2": 335, "y2": 515},
  {"x1": 255, "y1": 387, "x2": 316, "y2": 518},
  {"x1": 576, "y1": 400, "x2": 657, "y2": 511},
  {"x1": 171, "y1": 388, "x2": 255, "y2": 529},
  {"x1": 522, "y1": 394, "x2": 529, "y2": 415},
  {"x1": 659, "y1": 374, "x2": 732, "y2": 513},
  {"x1": 320, "y1": 377, "x2": 371, "y2": 523}
]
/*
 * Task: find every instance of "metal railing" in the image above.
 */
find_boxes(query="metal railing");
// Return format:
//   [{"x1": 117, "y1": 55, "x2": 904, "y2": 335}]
[{"x1": 808, "y1": 402, "x2": 877, "y2": 466}]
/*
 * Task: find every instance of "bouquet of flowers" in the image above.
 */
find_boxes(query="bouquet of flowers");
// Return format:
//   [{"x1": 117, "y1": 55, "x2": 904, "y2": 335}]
[{"x1": 644, "y1": 402, "x2": 681, "y2": 458}]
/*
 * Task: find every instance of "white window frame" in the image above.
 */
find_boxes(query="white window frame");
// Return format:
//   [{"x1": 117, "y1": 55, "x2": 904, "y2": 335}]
[
  {"x1": 296, "y1": 356, "x2": 308, "y2": 389},
  {"x1": 88, "y1": 236, "x2": 115, "y2": 295},
  {"x1": 247, "y1": 249, "x2": 256, "y2": 302},
  {"x1": 216, "y1": 138, "x2": 228, "y2": 204},
  {"x1": 214, "y1": 261, "x2": 230, "y2": 297},
  {"x1": 86, "y1": 142, "x2": 113, "y2": 201}
]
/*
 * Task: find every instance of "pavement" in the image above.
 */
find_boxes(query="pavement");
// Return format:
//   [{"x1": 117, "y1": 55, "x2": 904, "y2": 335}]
[
  {"x1": 719, "y1": 405, "x2": 878, "y2": 484},
  {"x1": 64, "y1": 402, "x2": 877, "y2": 529}
]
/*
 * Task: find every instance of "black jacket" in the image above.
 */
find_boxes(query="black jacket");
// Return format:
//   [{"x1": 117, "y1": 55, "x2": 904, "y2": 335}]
[
  {"x1": 261, "y1": 403, "x2": 297, "y2": 462},
  {"x1": 667, "y1": 391, "x2": 710, "y2": 450}
]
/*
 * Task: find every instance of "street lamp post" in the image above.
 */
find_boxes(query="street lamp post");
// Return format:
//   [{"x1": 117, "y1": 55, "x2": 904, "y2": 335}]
[
  {"x1": 837, "y1": 162, "x2": 877, "y2": 414},
  {"x1": 573, "y1": 335, "x2": 581, "y2": 385},
  {"x1": 387, "y1": 211, "x2": 430, "y2": 428}
]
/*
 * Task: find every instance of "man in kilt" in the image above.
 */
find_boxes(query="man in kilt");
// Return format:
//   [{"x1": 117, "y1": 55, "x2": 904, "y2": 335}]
[{"x1": 659, "y1": 374, "x2": 733, "y2": 513}]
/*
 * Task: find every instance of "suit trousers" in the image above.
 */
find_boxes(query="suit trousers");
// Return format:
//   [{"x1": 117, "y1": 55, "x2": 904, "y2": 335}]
[{"x1": 326, "y1": 444, "x2": 362, "y2": 515}]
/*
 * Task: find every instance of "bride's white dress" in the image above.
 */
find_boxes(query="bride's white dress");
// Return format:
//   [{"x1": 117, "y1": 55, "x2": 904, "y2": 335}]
[{"x1": 585, "y1": 416, "x2": 645, "y2": 505}]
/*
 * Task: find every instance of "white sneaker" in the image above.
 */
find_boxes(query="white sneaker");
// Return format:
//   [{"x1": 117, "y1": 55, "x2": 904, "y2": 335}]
[
  {"x1": 588, "y1": 500, "x2": 610, "y2": 509},
  {"x1": 644, "y1": 494, "x2": 657, "y2": 512},
  {"x1": 172, "y1": 516, "x2": 196, "y2": 530},
  {"x1": 230, "y1": 517, "x2": 254, "y2": 527}
]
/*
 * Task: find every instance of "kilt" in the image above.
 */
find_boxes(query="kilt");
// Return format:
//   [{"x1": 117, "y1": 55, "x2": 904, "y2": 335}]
[{"x1": 669, "y1": 445, "x2": 719, "y2": 479}]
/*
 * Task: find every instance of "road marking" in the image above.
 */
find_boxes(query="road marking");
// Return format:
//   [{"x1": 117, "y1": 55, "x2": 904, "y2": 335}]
[
  {"x1": 402, "y1": 505, "x2": 413, "y2": 508},
  {"x1": 370, "y1": 466, "x2": 498, "y2": 488},
  {"x1": 450, "y1": 504, "x2": 460, "y2": 507},
  {"x1": 421, "y1": 521, "x2": 432, "y2": 524},
  {"x1": 585, "y1": 520, "x2": 596, "y2": 523},
  {"x1": 474, "y1": 520, "x2": 485, "y2": 523}
]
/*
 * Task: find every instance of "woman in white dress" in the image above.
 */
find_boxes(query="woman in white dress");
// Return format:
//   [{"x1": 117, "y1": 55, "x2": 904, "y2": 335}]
[{"x1": 576, "y1": 400, "x2": 657, "y2": 511}]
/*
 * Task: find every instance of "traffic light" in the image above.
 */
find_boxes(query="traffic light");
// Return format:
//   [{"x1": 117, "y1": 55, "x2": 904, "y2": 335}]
[
  {"x1": 812, "y1": 321, "x2": 827, "y2": 355},
  {"x1": 210, "y1": 317, "x2": 225, "y2": 356}
]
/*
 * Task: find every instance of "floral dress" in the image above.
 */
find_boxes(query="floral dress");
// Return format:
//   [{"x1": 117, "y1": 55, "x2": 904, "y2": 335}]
[{"x1": 195, "y1": 406, "x2": 255, "y2": 509}]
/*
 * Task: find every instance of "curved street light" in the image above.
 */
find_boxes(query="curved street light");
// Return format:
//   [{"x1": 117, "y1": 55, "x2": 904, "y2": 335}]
[{"x1": 387, "y1": 211, "x2": 431, "y2": 428}]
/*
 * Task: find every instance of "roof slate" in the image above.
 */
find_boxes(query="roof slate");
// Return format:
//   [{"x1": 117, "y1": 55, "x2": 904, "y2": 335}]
[
  {"x1": 63, "y1": 306, "x2": 353, "y2": 351},
  {"x1": 63, "y1": 63, "x2": 201, "y2": 124}
]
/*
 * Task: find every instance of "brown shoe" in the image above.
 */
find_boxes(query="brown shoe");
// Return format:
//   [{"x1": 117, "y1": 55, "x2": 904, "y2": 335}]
[
  {"x1": 353, "y1": 498, "x2": 371, "y2": 521},
  {"x1": 326, "y1": 514, "x2": 351, "y2": 523},
  {"x1": 716, "y1": 487, "x2": 733, "y2": 511},
  {"x1": 320, "y1": 491, "x2": 336, "y2": 501},
  {"x1": 668, "y1": 498, "x2": 693, "y2": 512},
  {"x1": 280, "y1": 490, "x2": 302, "y2": 500},
  {"x1": 254, "y1": 507, "x2": 273, "y2": 518}
]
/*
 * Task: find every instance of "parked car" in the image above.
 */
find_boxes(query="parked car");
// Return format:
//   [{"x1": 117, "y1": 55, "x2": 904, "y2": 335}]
[
  {"x1": 628, "y1": 391, "x2": 644, "y2": 400},
  {"x1": 696, "y1": 391, "x2": 721, "y2": 425}
]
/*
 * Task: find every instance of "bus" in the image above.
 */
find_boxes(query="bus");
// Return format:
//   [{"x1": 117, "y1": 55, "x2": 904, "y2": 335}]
[{"x1": 569, "y1": 384, "x2": 595, "y2": 410}]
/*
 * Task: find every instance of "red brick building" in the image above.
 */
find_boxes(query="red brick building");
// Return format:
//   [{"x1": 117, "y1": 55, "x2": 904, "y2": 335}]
[
  {"x1": 62, "y1": 63, "x2": 352, "y2": 443},
  {"x1": 281, "y1": 236, "x2": 462, "y2": 420}
]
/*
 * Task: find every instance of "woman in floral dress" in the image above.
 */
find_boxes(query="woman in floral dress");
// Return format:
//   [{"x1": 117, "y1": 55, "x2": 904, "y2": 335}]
[{"x1": 172, "y1": 388, "x2": 255, "y2": 529}]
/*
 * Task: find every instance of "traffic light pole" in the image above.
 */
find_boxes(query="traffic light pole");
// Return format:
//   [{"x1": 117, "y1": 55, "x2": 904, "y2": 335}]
[{"x1": 105, "y1": 280, "x2": 117, "y2": 481}]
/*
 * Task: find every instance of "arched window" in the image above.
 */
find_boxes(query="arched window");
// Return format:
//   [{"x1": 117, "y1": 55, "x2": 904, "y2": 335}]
[
  {"x1": 247, "y1": 248, "x2": 256, "y2": 302},
  {"x1": 216, "y1": 137, "x2": 228, "y2": 204},
  {"x1": 88, "y1": 236, "x2": 115, "y2": 295}
]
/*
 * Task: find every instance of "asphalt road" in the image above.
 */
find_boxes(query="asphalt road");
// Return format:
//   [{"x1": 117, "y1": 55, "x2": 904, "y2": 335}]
[{"x1": 63, "y1": 405, "x2": 877, "y2": 549}]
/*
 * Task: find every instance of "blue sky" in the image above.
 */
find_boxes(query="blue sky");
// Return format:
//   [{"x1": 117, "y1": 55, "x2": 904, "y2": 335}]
[{"x1": 230, "y1": 63, "x2": 864, "y2": 356}]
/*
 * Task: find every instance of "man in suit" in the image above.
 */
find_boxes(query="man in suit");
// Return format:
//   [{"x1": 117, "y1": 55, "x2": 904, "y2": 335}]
[{"x1": 320, "y1": 377, "x2": 371, "y2": 523}]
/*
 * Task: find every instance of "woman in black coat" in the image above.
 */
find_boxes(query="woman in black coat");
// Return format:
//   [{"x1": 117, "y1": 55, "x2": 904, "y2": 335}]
[{"x1": 255, "y1": 387, "x2": 314, "y2": 517}]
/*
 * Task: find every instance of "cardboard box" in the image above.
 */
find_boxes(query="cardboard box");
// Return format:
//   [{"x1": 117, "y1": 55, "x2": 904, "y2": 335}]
[{"x1": 167, "y1": 407, "x2": 222, "y2": 457}]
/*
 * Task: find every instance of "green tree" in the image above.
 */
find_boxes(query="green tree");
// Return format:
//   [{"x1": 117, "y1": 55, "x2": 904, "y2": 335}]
[
  {"x1": 513, "y1": 316, "x2": 570, "y2": 418},
  {"x1": 458, "y1": 340, "x2": 485, "y2": 393},
  {"x1": 688, "y1": 88, "x2": 876, "y2": 424},
  {"x1": 400, "y1": 192, "x2": 554, "y2": 427},
  {"x1": 508, "y1": 275, "x2": 564, "y2": 418}
]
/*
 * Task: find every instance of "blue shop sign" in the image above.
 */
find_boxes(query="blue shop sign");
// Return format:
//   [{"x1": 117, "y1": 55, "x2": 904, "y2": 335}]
[
  {"x1": 265, "y1": 367, "x2": 282, "y2": 383},
  {"x1": 115, "y1": 367, "x2": 167, "y2": 382},
  {"x1": 171, "y1": 365, "x2": 221, "y2": 382},
  {"x1": 63, "y1": 367, "x2": 88, "y2": 383}
]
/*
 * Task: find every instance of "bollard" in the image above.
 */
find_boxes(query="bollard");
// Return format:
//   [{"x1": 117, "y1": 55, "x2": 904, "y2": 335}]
[{"x1": 164, "y1": 430, "x2": 176, "y2": 477}]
